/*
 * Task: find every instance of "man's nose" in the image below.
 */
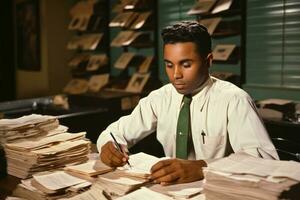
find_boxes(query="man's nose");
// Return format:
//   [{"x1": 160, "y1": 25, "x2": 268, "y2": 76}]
[{"x1": 174, "y1": 66, "x2": 183, "y2": 79}]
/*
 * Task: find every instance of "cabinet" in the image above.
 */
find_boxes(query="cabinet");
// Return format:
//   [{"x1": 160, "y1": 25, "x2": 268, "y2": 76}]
[{"x1": 188, "y1": 0, "x2": 245, "y2": 86}]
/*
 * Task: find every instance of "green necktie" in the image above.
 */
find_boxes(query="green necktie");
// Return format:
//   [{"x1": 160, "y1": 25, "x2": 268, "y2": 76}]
[{"x1": 176, "y1": 95, "x2": 192, "y2": 159}]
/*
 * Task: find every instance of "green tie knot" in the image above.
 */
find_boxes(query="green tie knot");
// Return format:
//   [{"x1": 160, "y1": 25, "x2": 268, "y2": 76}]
[{"x1": 183, "y1": 95, "x2": 192, "y2": 105}]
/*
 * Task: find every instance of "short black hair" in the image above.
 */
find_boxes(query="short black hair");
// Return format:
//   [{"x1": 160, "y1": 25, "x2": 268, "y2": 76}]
[{"x1": 161, "y1": 21, "x2": 211, "y2": 57}]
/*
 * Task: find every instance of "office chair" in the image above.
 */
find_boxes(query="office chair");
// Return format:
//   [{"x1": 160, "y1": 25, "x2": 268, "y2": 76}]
[{"x1": 271, "y1": 137, "x2": 300, "y2": 162}]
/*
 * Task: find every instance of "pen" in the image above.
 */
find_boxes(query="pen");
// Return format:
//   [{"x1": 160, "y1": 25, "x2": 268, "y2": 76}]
[
  {"x1": 109, "y1": 132, "x2": 132, "y2": 168},
  {"x1": 201, "y1": 131, "x2": 206, "y2": 144}
]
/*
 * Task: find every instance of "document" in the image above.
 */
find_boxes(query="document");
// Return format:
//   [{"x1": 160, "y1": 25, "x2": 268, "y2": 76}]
[
  {"x1": 118, "y1": 152, "x2": 163, "y2": 177},
  {"x1": 32, "y1": 171, "x2": 87, "y2": 192},
  {"x1": 115, "y1": 187, "x2": 173, "y2": 200},
  {"x1": 149, "y1": 180, "x2": 203, "y2": 199},
  {"x1": 64, "y1": 160, "x2": 112, "y2": 177}
]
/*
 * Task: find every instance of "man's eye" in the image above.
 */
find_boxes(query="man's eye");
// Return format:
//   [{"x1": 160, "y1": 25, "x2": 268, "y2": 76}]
[
  {"x1": 165, "y1": 62, "x2": 173, "y2": 68},
  {"x1": 182, "y1": 62, "x2": 191, "y2": 68}
]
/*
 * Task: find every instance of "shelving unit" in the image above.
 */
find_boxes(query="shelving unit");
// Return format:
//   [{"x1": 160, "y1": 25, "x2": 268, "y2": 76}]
[
  {"x1": 188, "y1": 0, "x2": 245, "y2": 86},
  {"x1": 64, "y1": 0, "x2": 110, "y2": 95},
  {"x1": 107, "y1": 0, "x2": 160, "y2": 94}
]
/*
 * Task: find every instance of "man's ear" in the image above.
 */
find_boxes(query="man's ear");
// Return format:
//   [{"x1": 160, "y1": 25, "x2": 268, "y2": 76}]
[{"x1": 206, "y1": 53, "x2": 213, "y2": 68}]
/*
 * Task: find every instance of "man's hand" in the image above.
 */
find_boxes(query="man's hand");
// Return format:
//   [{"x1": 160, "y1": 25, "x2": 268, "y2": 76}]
[
  {"x1": 100, "y1": 141, "x2": 129, "y2": 167},
  {"x1": 149, "y1": 159, "x2": 207, "y2": 185}
]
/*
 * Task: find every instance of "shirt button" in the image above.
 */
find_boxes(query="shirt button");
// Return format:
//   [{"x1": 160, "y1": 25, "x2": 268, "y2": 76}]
[{"x1": 179, "y1": 132, "x2": 183, "y2": 135}]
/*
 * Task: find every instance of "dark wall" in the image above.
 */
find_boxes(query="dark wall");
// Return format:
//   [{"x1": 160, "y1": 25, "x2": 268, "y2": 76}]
[{"x1": 0, "y1": 0, "x2": 15, "y2": 101}]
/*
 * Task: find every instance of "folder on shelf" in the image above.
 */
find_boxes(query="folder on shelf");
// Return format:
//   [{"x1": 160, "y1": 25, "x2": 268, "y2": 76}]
[
  {"x1": 187, "y1": 0, "x2": 217, "y2": 15},
  {"x1": 109, "y1": 12, "x2": 139, "y2": 28},
  {"x1": 68, "y1": 54, "x2": 90, "y2": 68},
  {"x1": 114, "y1": 52, "x2": 136, "y2": 69},
  {"x1": 88, "y1": 74, "x2": 110, "y2": 93},
  {"x1": 211, "y1": 0, "x2": 233, "y2": 14},
  {"x1": 63, "y1": 79, "x2": 89, "y2": 95},
  {"x1": 199, "y1": 17, "x2": 222, "y2": 35},
  {"x1": 125, "y1": 73, "x2": 150, "y2": 93},
  {"x1": 67, "y1": 34, "x2": 103, "y2": 50},
  {"x1": 130, "y1": 11, "x2": 152, "y2": 30},
  {"x1": 86, "y1": 54, "x2": 108, "y2": 71},
  {"x1": 111, "y1": 31, "x2": 150, "y2": 47},
  {"x1": 138, "y1": 56, "x2": 154, "y2": 73},
  {"x1": 212, "y1": 44, "x2": 236, "y2": 61},
  {"x1": 122, "y1": 0, "x2": 151, "y2": 11},
  {"x1": 68, "y1": 15, "x2": 91, "y2": 31}
]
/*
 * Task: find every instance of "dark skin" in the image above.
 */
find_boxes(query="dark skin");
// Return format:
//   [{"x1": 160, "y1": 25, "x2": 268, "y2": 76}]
[{"x1": 100, "y1": 42, "x2": 212, "y2": 185}]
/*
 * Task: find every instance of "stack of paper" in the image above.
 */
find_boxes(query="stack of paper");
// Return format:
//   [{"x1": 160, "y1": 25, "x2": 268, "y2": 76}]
[
  {"x1": 203, "y1": 153, "x2": 300, "y2": 200},
  {"x1": 96, "y1": 171, "x2": 149, "y2": 198},
  {"x1": 0, "y1": 114, "x2": 59, "y2": 145},
  {"x1": 12, "y1": 171, "x2": 91, "y2": 200},
  {"x1": 94, "y1": 152, "x2": 169, "y2": 198},
  {"x1": 149, "y1": 180, "x2": 203, "y2": 199},
  {"x1": 5, "y1": 131, "x2": 91, "y2": 178},
  {"x1": 64, "y1": 160, "x2": 113, "y2": 182}
]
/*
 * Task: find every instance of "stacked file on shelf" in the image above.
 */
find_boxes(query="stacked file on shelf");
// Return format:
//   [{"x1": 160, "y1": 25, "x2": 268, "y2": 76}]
[
  {"x1": 0, "y1": 114, "x2": 59, "y2": 145},
  {"x1": 203, "y1": 152, "x2": 300, "y2": 200}
]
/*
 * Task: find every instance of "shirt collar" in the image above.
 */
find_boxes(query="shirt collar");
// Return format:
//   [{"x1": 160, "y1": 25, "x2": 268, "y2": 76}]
[{"x1": 174, "y1": 76, "x2": 214, "y2": 110}]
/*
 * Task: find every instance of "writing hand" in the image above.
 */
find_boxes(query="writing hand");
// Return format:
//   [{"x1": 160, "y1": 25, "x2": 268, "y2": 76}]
[
  {"x1": 149, "y1": 159, "x2": 207, "y2": 185},
  {"x1": 100, "y1": 141, "x2": 129, "y2": 167}
]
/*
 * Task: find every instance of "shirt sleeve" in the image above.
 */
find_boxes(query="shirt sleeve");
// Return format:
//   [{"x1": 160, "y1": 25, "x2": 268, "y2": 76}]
[
  {"x1": 97, "y1": 91, "x2": 160, "y2": 154},
  {"x1": 227, "y1": 93, "x2": 279, "y2": 160}
]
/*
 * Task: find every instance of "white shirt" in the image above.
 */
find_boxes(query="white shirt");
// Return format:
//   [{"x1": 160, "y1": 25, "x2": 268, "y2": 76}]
[{"x1": 97, "y1": 77, "x2": 279, "y2": 161}]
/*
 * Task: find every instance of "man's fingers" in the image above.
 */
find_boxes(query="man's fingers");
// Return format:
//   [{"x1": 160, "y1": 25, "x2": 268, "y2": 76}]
[
  {"x1": 150, "y1": 159, "x2": 172, "y2": 173},
  {"x1": 150, "y1": 164, "x2": 174, "y2": 180},
  {"x1": 154, "y1": 172, "x2": 179, "y2": 184},
  {"x1": 100, "y1": 141, "x2": 127, "y2": 167}
]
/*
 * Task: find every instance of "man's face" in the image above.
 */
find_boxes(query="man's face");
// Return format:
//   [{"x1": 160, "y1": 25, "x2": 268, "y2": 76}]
[{"x1": 164, "y1": 42, "x2": 210, "y2": 95}]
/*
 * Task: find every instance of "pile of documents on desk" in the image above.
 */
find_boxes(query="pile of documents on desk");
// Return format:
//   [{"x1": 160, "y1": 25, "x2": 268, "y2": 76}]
[
  {"x1": 203, "y1": 152, "x2": 300, "y2": 200},
  {"x1": 12, "y1": 171, "x2": 92, "y2": 200},
  {"x1": 0, "y1": 114, "x2": 59, "y2": 145},
  {"x1": 1, "y1": 114, "x2": 91, "y2": 179}
]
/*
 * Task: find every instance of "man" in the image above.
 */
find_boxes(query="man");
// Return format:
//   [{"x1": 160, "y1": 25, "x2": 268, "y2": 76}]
[{"x1": 97, "y1": 21, "x2": 278, "y2": 185}]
